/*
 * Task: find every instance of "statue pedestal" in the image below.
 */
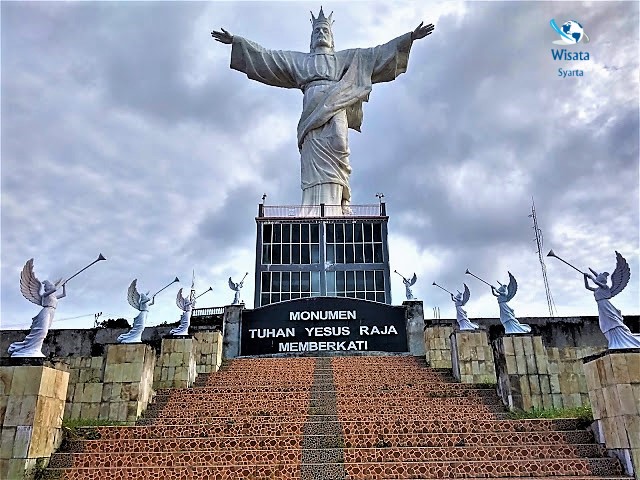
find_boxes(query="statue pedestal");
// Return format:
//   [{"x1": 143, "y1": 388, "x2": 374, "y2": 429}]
[
  {"x1": 450, "y1": 330, "x2": 496, "y2": 384},
  {"x1": 403, "y1": 300, "x2": 425, "y2": 356},
  {"x1": 0, "y1": 362, "x2": 69, "y2": 479},
  {"x1": 583, "y1": 350, "x2": 640, "y2": 477},
  {"x1": 424, "y1": 325, "x2": 453, "y2": 369},
  {"x1": 101, "y1": 343, "x2": 155, "y2": 423},
  {"x1": 153, "y1": 336, "x2": 197, "y2": 389}
]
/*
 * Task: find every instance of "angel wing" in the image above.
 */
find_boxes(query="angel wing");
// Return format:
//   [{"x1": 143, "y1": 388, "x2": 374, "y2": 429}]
[
  {"x1": 20, "y1": 258, "x2": 42, "y2": 305},
  {"x1": 609, "y1": 251, "x2": 630, "y2": 298},
  {"x1": 461, "y1": 283, "x2": 470, "y2": 306},
  {"x1": 409, "y1": 273, "x2": 417, "y2": 286},
  {"x1": 176, "y1": 287, "x2": 188, "y2": 310},
  {"x1": 127, "y1": 279, "x2": 141, "y2": 310},
  {"x1": 505, "y1": 272, "x2": 518, "y2": 302},
  {"x1": 228, "y1": 277, "x2": 236, "y2": 290}
]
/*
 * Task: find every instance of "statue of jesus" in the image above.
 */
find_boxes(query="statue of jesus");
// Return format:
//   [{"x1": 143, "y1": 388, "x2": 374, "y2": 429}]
[{"x1": 212, "y1": 8, "x2": 434, "y2": 214}]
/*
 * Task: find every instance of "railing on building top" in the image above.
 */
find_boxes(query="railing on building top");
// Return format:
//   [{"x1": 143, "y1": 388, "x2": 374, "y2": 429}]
[
  {"x1": 258, "y1": 203, "x2": 386, "y2": 218},
  {"x1": 192, "y1": 306, "x2": 225, "y2": 317}
]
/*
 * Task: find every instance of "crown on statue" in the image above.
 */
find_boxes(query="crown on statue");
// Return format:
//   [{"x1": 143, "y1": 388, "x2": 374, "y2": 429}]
[{"x1": 310, "y1": 6, "x2": 334, "y2": 28}]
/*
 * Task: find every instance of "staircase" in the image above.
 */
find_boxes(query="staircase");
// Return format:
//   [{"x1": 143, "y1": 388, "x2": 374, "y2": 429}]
[{"x1": 46, "y1": 355, "x2": 630, "y2": 479}]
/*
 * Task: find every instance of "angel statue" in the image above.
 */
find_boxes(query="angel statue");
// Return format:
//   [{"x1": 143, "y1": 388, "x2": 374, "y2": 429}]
[
  {"x1": 584, "y1": 252, "x2": 640, "y2": 349},
  {"x1": 229, "y1": 273, "x2": 247, "y2": 305},
  {"x1": 118, "y1": 279, "x2": 155, "y2": 343},
  {"x1": 451, "y1": 284, "x2": 479, "y2": 331},
  {"x1": 395, "y1": 271, "x2": 417, "y2": 300},
  {"x1": 170, "y1": 287, "x2": 195, "y2": 336},
  {"x1": 491, "y1": 272, "x2": 531, "y2": 335},
  {"x1": 8, "y1": 259, "x2": 66, "y2": 357}
]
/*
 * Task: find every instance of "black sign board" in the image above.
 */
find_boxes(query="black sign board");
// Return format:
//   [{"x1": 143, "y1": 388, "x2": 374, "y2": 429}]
[{"x1": 241, "y1": 297, "x2": 408, "y2": 355}]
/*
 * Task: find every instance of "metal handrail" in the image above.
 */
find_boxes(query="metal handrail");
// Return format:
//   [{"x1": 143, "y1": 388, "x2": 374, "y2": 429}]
[
  {"x1": 260, "y1": 204, "x2": 384, "y2": 218},
  {"x1": 192, "y1": 307, "x2": 224, "y2": 317}
]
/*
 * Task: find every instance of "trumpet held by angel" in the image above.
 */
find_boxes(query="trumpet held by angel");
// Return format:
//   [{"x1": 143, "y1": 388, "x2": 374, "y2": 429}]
[{"x1": 8, "y1": 259, "x2": 67, "y2": 358}]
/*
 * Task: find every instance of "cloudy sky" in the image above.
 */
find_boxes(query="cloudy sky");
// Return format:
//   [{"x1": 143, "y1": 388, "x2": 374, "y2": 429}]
[{"x1": 1, "y1": 1, "x2": 638, "y2": 332}]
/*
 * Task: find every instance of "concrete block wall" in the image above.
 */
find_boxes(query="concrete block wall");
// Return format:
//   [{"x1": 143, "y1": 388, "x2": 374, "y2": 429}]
[
  {"x1": 153, "y1": 337, "x2": 197, "y2": 389},
  {"x1": 424, "y1": 326, "x2": 453, "y2": 369},
  {"x1": 450, "y1": 330, "x2": 496, "y2": 384}
]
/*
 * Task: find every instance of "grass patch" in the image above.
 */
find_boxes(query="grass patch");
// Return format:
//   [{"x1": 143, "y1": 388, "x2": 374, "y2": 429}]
[{"x1": 507, "y1": 405, "x2": 593, "y2": 422}]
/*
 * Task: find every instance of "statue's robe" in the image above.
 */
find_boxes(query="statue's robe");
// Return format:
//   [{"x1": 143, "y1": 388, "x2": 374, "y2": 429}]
[{"x1": 230, "y1": 33, "x2": 413, "y2": 205}]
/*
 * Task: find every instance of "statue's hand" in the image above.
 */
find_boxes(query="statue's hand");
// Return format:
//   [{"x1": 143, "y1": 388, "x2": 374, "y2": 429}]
[
  {"x1": 411, "y1": 22, "x2": 435, "y2": 41},
  {"x1": 211, "y1": 28, "x2": 234, "y2": 44}
]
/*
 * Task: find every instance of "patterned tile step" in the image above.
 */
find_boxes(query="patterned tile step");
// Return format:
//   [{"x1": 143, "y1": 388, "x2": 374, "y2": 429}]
[
  {"x1": 341, "y1": 444, "x2": 603, "y2": 462},
  {"x1": 137, "y1": 414, "x2": 309, "y2": 426},
  {"x1": 334, "y1": 388, "x2": 499, "y2": 398},
  {"x1": 342, "y1": 430, "x2": 595, "y2": 448},
  {"x1": 46, "y1": 465, "x2": 301, "y2": 479},
  {"x1": 334, "y1": 398, "x2": 506, "y2": 409},
  {"x1": 335, "y1": 405, "x2": 506, "y2": 415},
  {"x1": 78, "y1": 423, "x2": 307, "y2": 440},
  {"x1": 145, "y1": 399, "x2": 312, "y2": 413},
  {"x1": 48, "y1": 449, "x2": 303, "y2": 468},
  {"x1": 341, "y1": 458, "x2": 623, "y2": 478},
  {"x1": 338, "y1": 418, "x2": 586, "y2": 434},
  {"x1": 162, "y1": 385, "x2": 316, "y2": 394},
  {"x1": 61, "y1": 435, "x2": 309, "y2": 453}
]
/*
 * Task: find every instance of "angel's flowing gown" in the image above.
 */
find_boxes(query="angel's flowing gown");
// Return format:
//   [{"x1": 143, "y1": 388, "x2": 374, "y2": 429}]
[{"x1": 8, "y1": 294, "x2": 58, "y2": 357}]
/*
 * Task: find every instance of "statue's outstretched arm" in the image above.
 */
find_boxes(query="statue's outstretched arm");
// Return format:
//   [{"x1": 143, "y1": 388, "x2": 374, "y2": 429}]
[
  {"x1": 583, "y1": 273, "x2": 597, "y2": 291},
  {"x1": 211, "y1": 28, "x2": 234, "y2": 44},
  {"x1": 411, "y1": 22, "x2": 435, "y2": 41},
  {"x1": 57, "y1": 283, "x2": 67, "y2": 300},
  {"x1": 490, "y1": 286, "x2": 499, "y2": 297}
]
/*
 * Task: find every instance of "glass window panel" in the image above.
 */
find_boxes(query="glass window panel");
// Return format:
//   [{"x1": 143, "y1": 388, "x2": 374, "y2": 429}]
[
  {"x1": 291, "y1": 272, "x2": 300, "y2": 292},
  {"x1": 271, "y1": 293, "x2": 281, "y2": 303},
  {"x1": 261, "y1": 293, "x2": 270, "y2": 306},
  {"x1": 356, "y1": 291, "x2": 366, "y2": 300},
  {"x1": 301, "y1": 224, "x2": 309, "y2": 243},
  {"x1": 365, "y1": 292, "x2": 375, "y2": 301},
  {"x1": 326, "y1": 245, "x2": 335, "y2": 264},
  {"x1": 327, "y1": 272, "x2": 336, "y2": 295},
  {"x1": 291, "y1": 292, "x2": 301, "y2": 300},
  {"x1": 336, "y1": 245, "x2": 345, "y2": 264},
  {"x1": 354, "y1": 244, "x2": 364, "y2": 263},
  {"x1": 376, "y1": 292, "x2": 385, "y2": 303},
  {"x1": 292, "y1": 244, "x2": 300, "y2": 264},
  {"x1": 273, "y1": 224, "x2": 282, "y2": 243},
  {"x1": 345, "y1": 223, "x2": 353, "y2": 243},
  {"x1": 356, "y1": 271, "x2": 365, "y2": 291},
  {"x1": 311, "y1": 224, "x2": 320, "y2": 243},
  {"x1": 373, "y1": 223, "x2": 382, "y2": 242},
  {"x1": 261, "y1": 272, "x2": 270, "y2": 293},
  {"x1": 363, "y1": 222, "x2": 373, "y2": 242},
  {"x1": 345, "y1": 244, "x2": 354, "y2": 264},
  {"x1": 301, "y1": 245, "x2": 310, "y2": 264},
  {"x1": 282, "y1": 245, "x2": 291, "y2": 264},
  {"x1": 346, "y1": 271, "x2": 355, "y2": 290},
  {"x1": 337, "y1": 291, "x2": 346, "y2": 297},
  {"x1": 282, "y1": 224, "x2": 291, "y2": 243},
  {"x1": 311, "y1": 271, "x2": 320, "y2": 292},
  {"x1": 311, "y1": 245, "x2": 319, "y2": 264},
  {"x1": 365, "y1": 271, "x2": 374, "y2": 290},
  {"x1": 301, "y1": 291, "x2": 311, "y2": 299},
  {"x1": 310, "y1": 291, "x2": 320, "y2": 297},
  {"x1": 281, "y1": 272, "x2": 290, "y2": 292},
  {"x1": 272, "y1": 244, "x2": 282, "y2": 264},
  {"x1": 262, "y1": 245, "x2": 271, "y2": 264},
  {"x1": 301, "y1": 272, "x2": 310, "y2": 292},
  {"x1": 375, "y1": 270, "x2": 384, "y2": 290},
  {"x1": 364, "y1": 244, "x2": 373, "y2": 263},
  {"x1": 326, "y1": 224, "x2": 335, "y2": 243},
  {"x1": 373, "y1": 244, "x2": 383, "y2": 263},
  {"x1": 263, "y1": 224, "x2": 272, "y2": 243},
  {"x1": 354, "y1": 223, "x2": 363, "y2": 242},
  {"x1": 335, "y1": 223, "x2": 344, "y2": 243},
  {"x1": 292, "y1": 223, "x2": 300, "y2": 243},
  {"x1": 346, "y1": 291, "x2": 356, "y2": 298},
  {"x1": 281, "y1": 293, "x2": 290, "y2": 302},
  {"x1": 336, "y1": 271, "x2": 345, "y2": 291},
  {"x1": 270, "y1": 272, "x2": 281, "y2": 292}
]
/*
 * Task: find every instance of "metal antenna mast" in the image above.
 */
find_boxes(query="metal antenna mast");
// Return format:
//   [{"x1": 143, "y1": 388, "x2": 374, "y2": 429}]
[{"x1": 529, "y1": 198, "x2": 557, "y2": 316}]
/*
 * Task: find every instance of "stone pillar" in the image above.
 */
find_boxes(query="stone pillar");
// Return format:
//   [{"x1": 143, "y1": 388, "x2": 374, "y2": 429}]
[
  {"x1": 222, "y1": 304, "x2": 243, "y2": 360},
  {"x1": 64, "y1": 356, "x2": 105, "y2": 421},
  {"x1": 583, "y1": 350, "x2": 640, "y2": 477},
  {"x1": 0, "y1": 361, "x2": 69, "y2": 479},
  {"x1": 492, "y1": 335, "x2": 554, "y2": 411},
  {"x1": 193, "y1": 331, "x2": 223, "y2": 374},
  {"x1": 100, "y1": 343, "x2": 155, "y2": 423},
  {"x1": 153, "y1": 336, "x2": 197, "y2": 389},
  {"x1": 404, "y1": 300, "x2": 425, "y2": 356},
  {"x1": 450, "y1": 330, "x2": 497, "y2": 384},
  {"x1": 424, "y1": 325, "x2": 453, "y2": 369}
]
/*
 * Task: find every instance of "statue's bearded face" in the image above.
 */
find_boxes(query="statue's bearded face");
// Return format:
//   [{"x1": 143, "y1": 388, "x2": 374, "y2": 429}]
[{"x1": 311, "y1": 23, "x2": 334, "y2": 50}]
